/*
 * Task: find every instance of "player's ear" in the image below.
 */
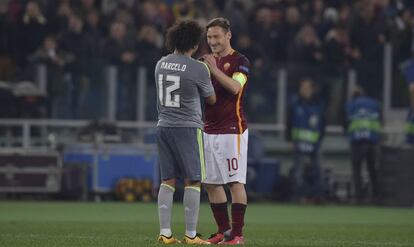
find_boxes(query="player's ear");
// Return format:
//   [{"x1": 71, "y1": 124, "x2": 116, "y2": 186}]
[{"x1": 226, "y1": 31, "x2": 232, "y2": 40}]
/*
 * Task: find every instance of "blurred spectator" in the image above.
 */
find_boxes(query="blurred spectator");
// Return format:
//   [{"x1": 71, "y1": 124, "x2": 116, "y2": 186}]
[
  {"x1": 113, "y1": 5, "x2": 135, "y2": 31},
  {"x1": 156, "y1": 1, "x2": 175, "y2": 27},
  {"x1": 103, "y1": 21, "x2": 136, "y2": 120},
  {"x1": 136, "y1": 24, "x2": 162, "y2": 71},
  {"x1": 286, "y1": 78, "x2": 326, "y2": 202},
  {"x1": 197, "y1": 0, "x2": 220, "y2": 20},
  {"x1": 389, "y1": 8, "x2": 413, "y2": 64},
  {"x1": 79, "y1": 0, "x2": 98, "y2": 18},
  {"x1": 0, "y1": 1, "x2": 16, "y2": 80},
  {"x1": 337, "y1": 4, "x2": 351, "y2": 28},
  {"x1": 7, "y1": 0, "x2": 24, "y2": 25},
  {"x1": 322, "y1": 26, "x2": 356, "y2": 124},
  {"x1": 236, "y1": 31, "x2": 274, "y2": 122},
  {"x1": 249, "y1": 4, "x2": 286, "y2": 63},
  {"x1": 290, "y1": 24, "x2": 324, "y2": 75},
  {"x1": 172, "y1": 0, "x2": 197, "y2": 20},
  {"x1": 285, "y1": 6, "x2": 302, "y2": 47},
  {"x1": 59, "y1": 14, "x2": 90, "y2": 118},
  {"x1": 223, "y1": 0, "x2": 248, "y2": 36},
  {"x1": 136, "y1": 24, "x2": 163, "y2": 120},
  {"x1": 103, "y1": 21, "x2": 136, "y2": 67},
  {"x1": 46, "y1": 0, "x2": 73, "y2": 34},
  {"x1": 83, "y1": 9, "x2": 104, "y2": 59},
  {"x1": 324, "y1": 26, "x2": 359, "y2": 69},
  {"x1": 101, "y1": 0, "x2": 119, "y2": 16},
  {"x1": 236, "y1": 33, "x2": 265, "y2": 72},
  {"x1": 29, "y1": 35, "x2": 74, "y2": 118},
  {"x1": 308, "y1": 0, "x2": 327, "y2": 38},
  {"x1": 101, "y1": 0, "x2": 137, "y2": 17},
  {"x1": 60, "y1": 14, "x2": 88, "y2": 70},
  {"x1": 79, "y1": 8, "x2": 106, "y2": 119},
  {"x1": 404, "y1": 56, "x2": 414, "y2": 144},
  {"x1": 134, "y1": 0, "x2": 171, "y2": 30},
  {"x1": 345, "y1": 87, "x2": 381, "y2": 203},
  {"x1": 17, "y1": 1, "x2": 47, "y2": 67},
  {"x1": 350, "y1": 2, "x2": 386, "y2": 100}
]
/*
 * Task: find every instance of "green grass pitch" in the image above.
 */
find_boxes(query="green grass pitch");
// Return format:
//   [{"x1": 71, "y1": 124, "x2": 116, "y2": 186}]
[{"x1": 1, "y1": 202, "x2": 414, "y2": 246}]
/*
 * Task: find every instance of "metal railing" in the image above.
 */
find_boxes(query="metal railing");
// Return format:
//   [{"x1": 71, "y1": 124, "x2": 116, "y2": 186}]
[{"x1": 0, "y1": 118, "x2": 406, "y2": 150}]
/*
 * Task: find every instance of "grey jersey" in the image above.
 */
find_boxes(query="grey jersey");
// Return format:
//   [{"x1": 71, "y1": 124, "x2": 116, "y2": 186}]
[{"x1": 155, "y1": 54, "x2": 214, "y2": 128}]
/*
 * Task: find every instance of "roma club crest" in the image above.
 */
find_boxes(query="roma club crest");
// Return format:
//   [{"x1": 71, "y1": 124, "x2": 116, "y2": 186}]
[{"x1": 224, "y1": 62, "x2": 230, "y2": 71}]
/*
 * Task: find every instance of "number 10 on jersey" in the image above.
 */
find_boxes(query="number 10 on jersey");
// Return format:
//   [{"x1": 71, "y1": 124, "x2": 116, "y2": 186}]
[{"x1": 158, "y1": 74, "x2": 181, "y2": 108}]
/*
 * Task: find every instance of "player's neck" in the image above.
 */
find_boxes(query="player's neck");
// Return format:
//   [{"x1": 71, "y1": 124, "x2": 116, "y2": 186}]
[
  {"x1": 174, "y1": 50, "x2": 192, "y2": 57},
  {"x1": 215, "y1": 46, "x2": 233, "y2": 58}
]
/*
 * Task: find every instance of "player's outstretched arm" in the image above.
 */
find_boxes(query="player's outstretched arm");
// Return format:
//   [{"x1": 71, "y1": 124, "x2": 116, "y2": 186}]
[{"x1": 203, "y1": 54, "x2": 241, "y2": 95}]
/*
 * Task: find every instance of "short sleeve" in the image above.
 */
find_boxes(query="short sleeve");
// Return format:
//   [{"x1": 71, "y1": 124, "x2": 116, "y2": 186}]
[
  {"x1": 234, "y1": 55, "x2": 251, "y2": 77},
  {"x1": 232, "y1": 55, "x2": 250, "y2": 87},
  {"x1": 196, "y1": 61, "x2": 215, "y2": 98}
]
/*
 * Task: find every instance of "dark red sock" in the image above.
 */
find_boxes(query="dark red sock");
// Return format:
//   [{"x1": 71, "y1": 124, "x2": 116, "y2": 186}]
[
  {"x1": 210, "y1": 202, "x2": 231, "y2": 233},
  {"x1": 231, "y1": 203, "x2": 246, "y2": 237}
]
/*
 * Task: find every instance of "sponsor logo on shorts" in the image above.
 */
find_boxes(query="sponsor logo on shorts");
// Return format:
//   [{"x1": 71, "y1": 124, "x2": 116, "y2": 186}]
[{"x1": 229, "y1": 173, "x2": 237, "y2": 177}]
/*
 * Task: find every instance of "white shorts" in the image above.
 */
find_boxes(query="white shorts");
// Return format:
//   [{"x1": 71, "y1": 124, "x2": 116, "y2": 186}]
[{"x1": 202, "y1": 129, "x2": 248, "y2": 184}]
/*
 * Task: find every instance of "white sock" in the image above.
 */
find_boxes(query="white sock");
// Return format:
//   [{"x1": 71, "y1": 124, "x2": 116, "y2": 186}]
[
  {"x1": 158, "y1": 184, "x2": 174, "y2": 238},
  {"x1": 160, "y1": 228, "x2": 172, "y2": 237},
  {"x1": 185, "y1": 230, "x2": 196, "y2": 238},
  {"x1": 183, "y1": 187, "x2": 200, "y2": 239}
]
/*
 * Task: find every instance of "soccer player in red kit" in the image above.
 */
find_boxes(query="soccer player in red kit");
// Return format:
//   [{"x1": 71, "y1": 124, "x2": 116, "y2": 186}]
[{"x1": 201, "y1": 17, "x2": 250, "y2": 245}]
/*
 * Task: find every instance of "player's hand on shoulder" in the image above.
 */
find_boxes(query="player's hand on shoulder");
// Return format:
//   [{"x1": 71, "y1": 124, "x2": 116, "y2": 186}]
[{"x1": 202, "y1": 54, "x2": 217, "y2": 70}]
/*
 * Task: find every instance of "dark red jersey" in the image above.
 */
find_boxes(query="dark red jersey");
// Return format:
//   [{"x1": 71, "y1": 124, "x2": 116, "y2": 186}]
[{"x1": 204, "y1": 50, "x2": 250, "y2": 134}]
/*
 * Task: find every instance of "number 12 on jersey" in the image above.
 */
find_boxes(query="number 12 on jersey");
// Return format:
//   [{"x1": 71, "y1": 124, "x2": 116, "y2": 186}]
[{"x1": 158, "y1": 74, "x2": 181, "y2": 108}]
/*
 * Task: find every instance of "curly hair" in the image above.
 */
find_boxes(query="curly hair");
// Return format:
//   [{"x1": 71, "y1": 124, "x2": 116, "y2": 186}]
[{"x1": 165, "y1": 20, "x2": 203, "y2": 53}]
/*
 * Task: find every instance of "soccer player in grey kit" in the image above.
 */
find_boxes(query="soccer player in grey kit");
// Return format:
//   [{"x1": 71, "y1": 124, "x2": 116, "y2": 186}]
[{"x1": 155, "y1": 20, "x2": 216, "y2": 244}]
